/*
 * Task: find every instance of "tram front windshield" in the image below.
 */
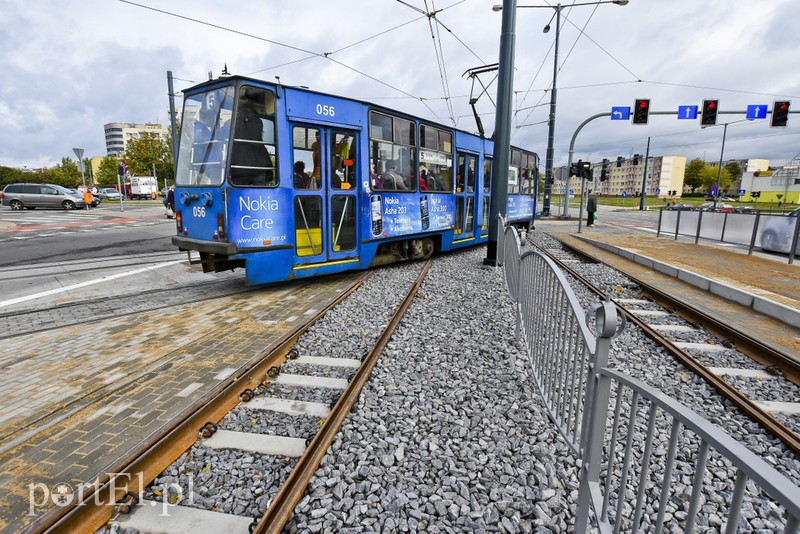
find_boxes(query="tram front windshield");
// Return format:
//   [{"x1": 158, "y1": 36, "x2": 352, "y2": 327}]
[{"x1": 176, "y1": 87, "x2": 234, "y2": 186}]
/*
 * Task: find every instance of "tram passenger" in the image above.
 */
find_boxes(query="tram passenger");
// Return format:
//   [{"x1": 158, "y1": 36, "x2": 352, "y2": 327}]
[
  {"x1": 370, "y1": 163, "x2": 382, "y2": 190},
  {"x1": 419, "y1": 165, "x2": 429, "y2": 191},
  {"x1": 381, "y1": 160, "x2": 408, "y2": 190},
  {"x1": 294, "y1": 161, "x2": 310, "y2": 189}
]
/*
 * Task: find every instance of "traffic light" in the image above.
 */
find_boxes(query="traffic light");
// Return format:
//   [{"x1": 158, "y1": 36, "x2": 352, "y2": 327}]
[
  {"x1": 616, "y1": 156, "x2": 623, "y2": 168},
  {"x1": 752, "y1": 191, "x2": 761, "y2": 199},
  {"x1": 701, "y1": 99, "x2": 719, "y2": 126},
  {"x1": 771, "y1": 101, "x2": 790, "y2": 128},
  {"x1": 632, "y1": 99, "x2": 650, "y2": 124},
  {"x1": 600, "y1": 168, "x2": 608, "y2": 181},
  {"x1": 633, "y1": 154, "x2": 640, "y2": 165},
  {"x1": 569, "y1": 163, "x2": 579, "y2": 176}
]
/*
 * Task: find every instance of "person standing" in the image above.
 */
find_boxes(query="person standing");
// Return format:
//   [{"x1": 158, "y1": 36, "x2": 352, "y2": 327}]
[
  {"x1": 586, "y1": 192, "x2": 597, "y2": 226},
  {"x1": 166, "y1": 186, "x2": 175, "y2": 219}
]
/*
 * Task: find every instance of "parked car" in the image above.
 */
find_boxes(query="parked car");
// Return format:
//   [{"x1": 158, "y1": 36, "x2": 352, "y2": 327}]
[
  {"x1": 66, "y1": 188, "x2": 100, "y2": 207},
  {"x1": 666, "y1": 203, "x2": 694, "y2": 211},
  {"x1": 761, "y1": 208, "x2": 800, "y2": 254},
  {"x1": 698, "y1": 202, "x2": 733, "y2": 212},
  {"x1": 732, "y1": 205, "x2": 757, "y2": 213},
  {"x1": 98, "y1": 187, "x2": 122, "y2": 201},
  {"x1": 1, "y1": 183, "x2": 87, "y2": 210}
]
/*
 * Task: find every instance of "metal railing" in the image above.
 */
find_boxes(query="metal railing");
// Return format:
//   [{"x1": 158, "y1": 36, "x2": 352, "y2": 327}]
[
  {"x1": 498, "y1": 215, "x2": 800, "y2": 533},
  {"x1": 657, "y1": 207, "x2": 799, "y2": 264}
]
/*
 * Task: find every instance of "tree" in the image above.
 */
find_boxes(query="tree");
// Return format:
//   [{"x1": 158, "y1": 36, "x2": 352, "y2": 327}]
[
  {"x1": 96, "y1": 156, "x2": 121, "y2": 186},
  {"x1": 724, "y1": 162, "x2": 743, "y2": 185},
  {"x1": 123, "y1": 133, "x2": 173, "y2": 183},
  {"x1": 51, "y1": 157, "x2": 82, "y2": 187},
  {"x1": 684, "y1": 158, "x2": 706, "y2": 192},
  {"x1": 701, "y1": 166, "x2": 732, "y2": 193}
]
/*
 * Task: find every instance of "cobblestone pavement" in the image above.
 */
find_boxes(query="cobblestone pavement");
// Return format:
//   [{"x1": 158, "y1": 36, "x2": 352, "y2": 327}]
[{"x1": 0, "y1": 272, "x2": 361, "y2": 532}]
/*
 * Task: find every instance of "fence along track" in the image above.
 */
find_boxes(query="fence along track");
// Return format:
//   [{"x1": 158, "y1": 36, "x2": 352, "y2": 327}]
[
  {"x1": 498, "y1": 216, "x2": 800, "y2": 533},
  {"x1": 538, "y1": 234, "x2": 800, "y2": 456},
  {"x1": 30, "y1": 271, "x2": 373, "y2": 534}
]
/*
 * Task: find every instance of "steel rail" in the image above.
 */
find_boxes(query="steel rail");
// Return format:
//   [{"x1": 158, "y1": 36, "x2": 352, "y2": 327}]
[
  {"x1": 254, "y1": 259, "x2": 433, "y2": 533},
  {"x1": 534, "y1": 237, "x2": 800, "y2": 456},
  {"x1": 29, "y1": 272, "x2": 371, "y2": 534}
]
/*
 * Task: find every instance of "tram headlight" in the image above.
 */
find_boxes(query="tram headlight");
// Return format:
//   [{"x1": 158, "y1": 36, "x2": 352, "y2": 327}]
[
  {"x1": 179, "y1": 191, "x2": 191, "y2": 206},
  {"x1": 201, "y1": 192, "x2": 213, "y2": 207}
]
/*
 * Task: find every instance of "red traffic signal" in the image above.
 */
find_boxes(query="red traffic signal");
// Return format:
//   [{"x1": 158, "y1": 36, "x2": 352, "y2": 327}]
[
  {"x1": 632, "y1": 99, "x2": 650, "y2": 124},
  {"x1": 771, "y1": 100, "x2": 790, "y2": 127},
  {"x1": 701, "y1": 99, "x2": 719, "y2": 126}
]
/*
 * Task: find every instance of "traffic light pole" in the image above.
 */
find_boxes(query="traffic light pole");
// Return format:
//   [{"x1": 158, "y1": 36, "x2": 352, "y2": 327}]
[
  {"x1": 639, "y1": 136, "x2": 650, "y2": 210},
  {"x1": 713, "y1": 123, "x2": 728, "y2": 209}
]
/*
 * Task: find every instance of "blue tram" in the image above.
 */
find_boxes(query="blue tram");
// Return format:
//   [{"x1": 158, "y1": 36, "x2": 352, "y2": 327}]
[{"x1": 171, "y1": 75, "x2": 538, "y2": 285}]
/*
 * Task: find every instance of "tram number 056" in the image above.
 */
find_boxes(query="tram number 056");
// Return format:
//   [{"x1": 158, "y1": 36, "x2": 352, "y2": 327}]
[
  {"x1": 316, "y1": 104, "x2": 335, "y2": 117},
  {"x1": 193, "y1": 206, "x2": 206, "y2": 217}
]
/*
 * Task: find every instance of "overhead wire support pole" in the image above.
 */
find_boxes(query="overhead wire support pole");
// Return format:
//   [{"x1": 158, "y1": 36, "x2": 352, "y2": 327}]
[
  {"x1": 485, "y1": 0, "x2": 516, "y2": 266},
  {"x1": 541, "y1": 3, "x2": 561, "y2": 218}
]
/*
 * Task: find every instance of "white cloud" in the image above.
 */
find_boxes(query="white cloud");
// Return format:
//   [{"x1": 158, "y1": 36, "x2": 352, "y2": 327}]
[{"x1": 1, "y1": 0, "x2": 799, "y2": 169}]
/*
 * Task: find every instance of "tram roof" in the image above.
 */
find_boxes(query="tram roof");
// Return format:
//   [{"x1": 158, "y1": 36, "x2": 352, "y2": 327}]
[{"x1": 182, "y1": 74, "x2": 538, "y2": 159}]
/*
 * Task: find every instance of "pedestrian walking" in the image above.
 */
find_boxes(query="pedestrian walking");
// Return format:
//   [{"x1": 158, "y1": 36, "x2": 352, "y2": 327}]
[{"x1": 586, "y1": 192, "x2": 597, "y2": 226}]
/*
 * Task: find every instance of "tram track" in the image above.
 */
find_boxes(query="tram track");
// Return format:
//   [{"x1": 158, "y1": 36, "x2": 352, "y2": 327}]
[
  {"x1": 27, "y1": 260, "x2": 431, "y2": 533},
  {"x1": 530, "y1": 234, "x2": 800, "y2": 456}
]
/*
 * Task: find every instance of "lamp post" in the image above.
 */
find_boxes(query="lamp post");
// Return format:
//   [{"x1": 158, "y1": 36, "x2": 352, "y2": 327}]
[{"x1": 492, "y1": 0, "x2": 628, "y2": 217}]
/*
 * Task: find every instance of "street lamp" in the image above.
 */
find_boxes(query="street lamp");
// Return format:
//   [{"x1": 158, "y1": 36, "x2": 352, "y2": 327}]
[{"x1": 493, "y1": 0, "x2": 628, "y2": 217}]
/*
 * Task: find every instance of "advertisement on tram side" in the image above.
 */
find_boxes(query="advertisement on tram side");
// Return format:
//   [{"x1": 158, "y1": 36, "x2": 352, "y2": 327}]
[
  {"x1": 227, "y1": 188, "x2": 293, "y2": 248},
  {"x1": 364, "y1": 193, "x2": 455, "y2": 238}
]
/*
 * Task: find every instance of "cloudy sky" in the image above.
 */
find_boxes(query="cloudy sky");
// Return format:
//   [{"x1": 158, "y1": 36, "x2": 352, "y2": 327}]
[{"x1": 2, "y1": 0, "x2": 799, "y2": 171}]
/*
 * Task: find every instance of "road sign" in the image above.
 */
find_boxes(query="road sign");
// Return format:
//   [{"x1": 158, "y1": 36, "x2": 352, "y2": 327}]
[
  {"x1": 738, "y1": 189, "x2": 745, "y2": 196},
  {"x1": 746, "y1": 105, "x2": 768, "y2": 120},
  {"x1": 655, "y1": 188, "x2": 661, "y2": 194},
  {"x1": 622, "y1": 191, "x2": 627, "y2": 198},
  {"x1": 710, "y1": 184, "x2": 717, "y2": 194},
  {"x1": 611, "y1": 106, "x2": 631, "y2": 120},
  {"x1": 678, "y1": 105, "x2": 698, "y2": 119}
]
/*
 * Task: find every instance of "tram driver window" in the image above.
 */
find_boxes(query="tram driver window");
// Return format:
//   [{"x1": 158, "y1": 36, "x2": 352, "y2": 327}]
[
  {"x1": 369, "y1": 111, "x2": 415, "y2": 192},
  {"x1": 176, "y1": 87, "x2": 234, "y2": 186},
  {"x1": 230, "y1": 86, "x2": 278, "y2": 187}
]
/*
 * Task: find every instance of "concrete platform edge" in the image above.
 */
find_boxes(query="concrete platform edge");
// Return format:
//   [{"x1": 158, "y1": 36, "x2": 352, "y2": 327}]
[{"x1": 575, "y1": 236, "x2": 800, "y2": 328}]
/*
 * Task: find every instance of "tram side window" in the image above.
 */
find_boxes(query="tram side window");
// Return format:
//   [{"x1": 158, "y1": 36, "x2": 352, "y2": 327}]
[
  {"x1": 522, "y1": 153, "x2": 536, "y2": 195},
  {"x1": 176, "y1": 87, "x2": 234, "y2": 186},
  {"x1": 483, "y1": 158, "x2": 492, "y2": 194},
  {"x1": 331, "y1": 131, "x2": 356, "y2": 190},
  {"x1": 508, "y1": 149, "x2": 522, "y2": 194},
  {"x1": 420, "y1": 125, "x2": 452, "y2": 192},
  {"x1": 369, "y1": 111, "x2": 415, "y2": 192},
  {"x1": 292, "y1": 127, "x2": 320, "y2": 190},
  {"x1": 230, "y1": 86, "x2": 278, "y2": 187},
  {"x1": 456, "y1": 153, "x2": 476, "y2": 193}
]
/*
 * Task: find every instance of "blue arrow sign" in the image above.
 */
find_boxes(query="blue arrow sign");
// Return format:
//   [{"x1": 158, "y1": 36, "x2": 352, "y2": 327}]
[
  {"x1": 611, "y1": 106, "x2": 631, "y2": 120},
  {"x1": 655, "y1": 188, "x2": 661, "y2": 194},
  {"x1": 746, "y1": 105, "x2": 768, "y2": 120},
  {"x1": 678, "y1": 105, "x2": 698, "y2": 119},
  {"x1": 738, "y1": 189, "x2": 746, "y2": 195},
  {"x1": 622, "y1": 191, "x2": 627, "y2": 198}
]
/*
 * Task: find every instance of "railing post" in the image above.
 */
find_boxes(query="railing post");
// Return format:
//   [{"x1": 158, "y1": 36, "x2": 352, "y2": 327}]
[
  {"x1": 694, "y1": 209, "x2": 703, "y2": 244},
  {"x1": 656, "y1": 207, "x2": 663, "y2": 237},
  {"x1": 576, "y1": 298, "x2": 624, "y2": 533},
  {"x1": 748, "y1": 212, "x2": 761, "y2": 255}
]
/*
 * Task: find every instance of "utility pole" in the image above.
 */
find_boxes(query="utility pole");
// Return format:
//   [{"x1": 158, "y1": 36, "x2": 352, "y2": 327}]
[{"x1": 485, "y1": 0, "x2": 516, "y2": 266}]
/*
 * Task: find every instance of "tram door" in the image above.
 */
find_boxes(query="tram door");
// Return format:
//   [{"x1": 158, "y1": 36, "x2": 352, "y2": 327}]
[
  {"x1": 454, "y1": 152, "x2": 477, "y2": 239},
  {"x1": 291, "y1": 124, "x2": 359, "y2": 264}
]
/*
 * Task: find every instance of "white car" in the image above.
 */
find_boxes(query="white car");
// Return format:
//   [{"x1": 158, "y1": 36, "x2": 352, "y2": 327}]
[
  {"x1": 761, "y1": 208, "x2": 800, "y2": 254},
  {"x1": 98, "y1": 187, "x2": 122, "y2": 201}
]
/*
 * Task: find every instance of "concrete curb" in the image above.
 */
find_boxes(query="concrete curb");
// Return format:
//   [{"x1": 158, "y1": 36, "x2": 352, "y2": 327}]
[{"x1": 576, "y1": 235, "x2": 800, "y2": 328}]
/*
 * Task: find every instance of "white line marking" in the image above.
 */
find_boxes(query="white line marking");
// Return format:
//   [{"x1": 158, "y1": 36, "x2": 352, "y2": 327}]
[{"x1": 0, "y1": 260, "x2": 182, "y2": 309}]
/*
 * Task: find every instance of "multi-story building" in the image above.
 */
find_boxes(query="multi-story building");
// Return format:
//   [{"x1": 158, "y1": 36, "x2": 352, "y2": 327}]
[
  {"x1": 582, "y1": 155, "x2": 686, "y2": 199},
  {"x1": 104, "y1": 122, "x2": 169, "y2": 157}
]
